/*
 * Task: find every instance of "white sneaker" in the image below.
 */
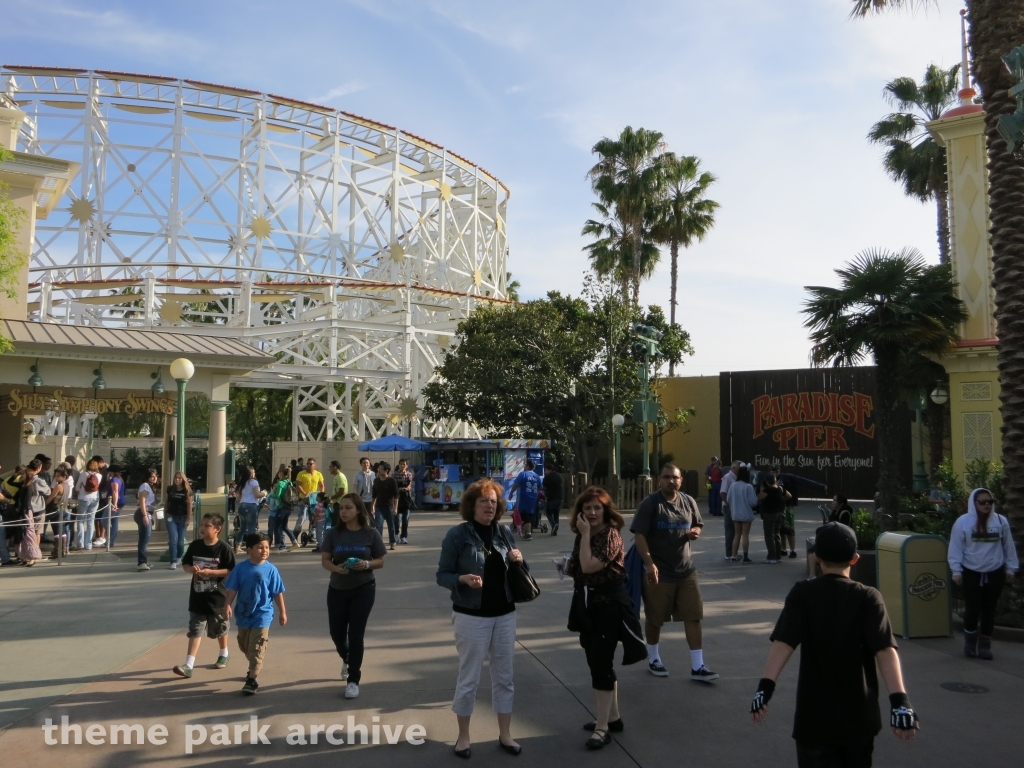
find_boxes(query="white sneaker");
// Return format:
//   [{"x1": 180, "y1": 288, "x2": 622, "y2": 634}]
[
  {"x1": 170, "y1": 560, "x2": 178, "y2": 570},
  {"x1": 400, "y1": 537, "x2": 408, "y2": 544},
  {"x1": 137, "y1": 563, "x2": 151, "y2": 571},
  {"x1": 344, "y1": 682, "x2": 359, "y2": 699},
  {"x1": 341, "y1": 662, "x2": 348, "y2": 680},
  {"x1": 94, "y1": 537, "x2": 106, "y2": 546}
]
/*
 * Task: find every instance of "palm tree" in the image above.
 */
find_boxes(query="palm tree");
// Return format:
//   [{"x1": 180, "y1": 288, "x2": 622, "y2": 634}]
[
  {"x1": 851, "y1": 0, "x2": 1024, "y2": 621},
  {"x1": 803, "y1": 248, "x2": 966, "y2": 515},
  {"x1": 868, "y1": 64, "x2": 960, "y2": 263},
  {"x1": 582, "y1": 202, "x2": 660, "y2": 299},
  {"x1": 650, "y1": 153, "x2": 719, "y2": 374},
  {"x1": 585, "y1": 127, "x2": 667, "y2": 305}
]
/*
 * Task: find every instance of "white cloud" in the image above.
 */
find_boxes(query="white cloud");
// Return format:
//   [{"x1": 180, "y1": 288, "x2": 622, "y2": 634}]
[{"x1": 310, "y1": 81, "x2": 367, "y2": 103}]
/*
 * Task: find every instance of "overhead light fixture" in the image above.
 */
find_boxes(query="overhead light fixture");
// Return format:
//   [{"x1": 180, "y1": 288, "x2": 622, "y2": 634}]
[
  {"x1": 28, "y1": 359, "x2": 43, "y2": 388},
  {"x1": 92, "y1": 363, "x2": 106, "y2": 390},
  {"x1": 151, "y1": 367, "x2": 165, "y2": 394}
]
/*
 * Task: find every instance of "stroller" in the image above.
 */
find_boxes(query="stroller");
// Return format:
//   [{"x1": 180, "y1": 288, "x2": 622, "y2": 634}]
[{"x1": 511, "y1": 496, "x2": 549, "y2": 538}]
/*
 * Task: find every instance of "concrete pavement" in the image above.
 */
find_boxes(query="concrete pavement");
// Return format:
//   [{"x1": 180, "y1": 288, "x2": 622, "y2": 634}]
[{"x1": 0, "y1": 502, "x2": 1021, "y2": 767}]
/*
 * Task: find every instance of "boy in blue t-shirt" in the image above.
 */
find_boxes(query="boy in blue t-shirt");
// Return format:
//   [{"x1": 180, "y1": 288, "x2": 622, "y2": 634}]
[
  {"x1": 223, "y1": 532, "x2": 287, "y2": 695},
  {"x1": 510, "y1": 460, "x2": 541, "y2": 540}
]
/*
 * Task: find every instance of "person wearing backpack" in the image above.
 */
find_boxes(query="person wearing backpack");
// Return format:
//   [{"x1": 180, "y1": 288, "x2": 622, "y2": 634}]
[
  {"x1": 270, "y1": 467, "x2": 299, "y2": 552},
  {"x1": 73, "y1": 458, "x2": 103, "y2": 551}
]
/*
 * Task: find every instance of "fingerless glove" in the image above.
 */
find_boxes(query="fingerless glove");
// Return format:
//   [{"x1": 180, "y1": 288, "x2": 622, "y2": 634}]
[{"x1": 750, "y1": 678, "x2": 776, "y2": 714}]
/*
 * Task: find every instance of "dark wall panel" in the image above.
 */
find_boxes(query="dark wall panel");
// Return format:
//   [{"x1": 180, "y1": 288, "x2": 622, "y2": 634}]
[{"x1": 720, "y1": 367, "x2": 911, "y2": 500}]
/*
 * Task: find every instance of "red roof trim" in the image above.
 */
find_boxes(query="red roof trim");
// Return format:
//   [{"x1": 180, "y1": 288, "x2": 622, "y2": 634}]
[{"x1": 956, "y1": 337, "x2": 998, "y2": 348}]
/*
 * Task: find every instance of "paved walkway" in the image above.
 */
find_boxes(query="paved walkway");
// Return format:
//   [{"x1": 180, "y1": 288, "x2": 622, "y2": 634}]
[{"x1": 1, "y1": 502, "x2": 1021, "y2": 766}]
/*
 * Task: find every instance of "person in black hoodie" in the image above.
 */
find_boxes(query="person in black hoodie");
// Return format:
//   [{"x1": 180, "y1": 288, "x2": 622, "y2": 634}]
[{"x1": 566, "y1": 486, "x2": 645, "y2": 750}]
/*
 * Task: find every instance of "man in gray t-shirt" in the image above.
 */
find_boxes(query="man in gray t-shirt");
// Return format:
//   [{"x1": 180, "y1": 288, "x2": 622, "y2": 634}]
[{"x1": 630, "y1": 463, "x2": 719, "y2": 683}]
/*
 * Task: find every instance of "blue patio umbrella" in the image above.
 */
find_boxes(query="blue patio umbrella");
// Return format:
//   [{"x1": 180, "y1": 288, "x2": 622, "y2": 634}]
[{"x1": 357, "y1": 434, "x2": 430, "y2": 452}]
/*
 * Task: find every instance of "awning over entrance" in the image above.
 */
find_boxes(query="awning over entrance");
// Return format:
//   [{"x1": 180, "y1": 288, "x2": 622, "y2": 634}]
[
  {"x1": 0, "y1": 319, "x2": 275, "y2": 493},
  {"x1": 1, "y1": 319, "x2": 274, "y2": 370}
]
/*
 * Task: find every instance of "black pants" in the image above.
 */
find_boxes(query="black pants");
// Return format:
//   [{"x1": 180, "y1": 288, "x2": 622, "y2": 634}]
[
  {"x1": 579, "y1": 599, "x2": 620, "y2": 691},
  {"x1": 327, "y1": 581, "x2": 376, "y2": 685},
  {"x1": 796, "y1": 739, "x2": 874, "y2": 768},
  {"x1": 546, "y1": 498, "x2": 561, "y2": 529},
  {"x1": 962, "y1": 567, "x2": 1006, "y2": 635},
  {"x1": 762, "y1": 512, "x2": 783, "y2": 560}
]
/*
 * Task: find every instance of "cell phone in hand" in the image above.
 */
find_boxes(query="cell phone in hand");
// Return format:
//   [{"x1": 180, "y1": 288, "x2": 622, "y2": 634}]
[{"x1": 344, "y1": 557, "x2": 362, "y2": 569}]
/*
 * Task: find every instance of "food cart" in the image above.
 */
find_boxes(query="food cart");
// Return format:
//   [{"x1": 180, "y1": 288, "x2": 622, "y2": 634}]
[{"x1": 420, "y1": 439, "x2": 550, "y2": 509}]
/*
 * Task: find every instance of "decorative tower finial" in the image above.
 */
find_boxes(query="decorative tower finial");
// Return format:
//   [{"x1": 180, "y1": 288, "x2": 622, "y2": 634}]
[{"x1": 959, "y1": 8, "x2": 976, "y2": 105}]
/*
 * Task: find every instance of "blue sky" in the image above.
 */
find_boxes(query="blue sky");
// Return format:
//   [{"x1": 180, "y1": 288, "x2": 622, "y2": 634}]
[{"x1": 2, "y1": 0, "x2": 965, "y2": 375}]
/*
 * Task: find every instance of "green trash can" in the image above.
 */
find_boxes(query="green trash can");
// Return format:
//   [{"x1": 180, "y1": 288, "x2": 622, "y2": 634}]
[
  {"x1": 876, "y1": 532, "x2": 952, "y2": 638},
  {"x1": 195, "y1": 492, "x2": 231, "y2": 545}
]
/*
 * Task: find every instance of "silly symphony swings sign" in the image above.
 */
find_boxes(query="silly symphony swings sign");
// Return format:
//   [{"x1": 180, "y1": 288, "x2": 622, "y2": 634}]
[
  {"x1": 720, "y1": 367, "x2": 907, "y2": 499},
  {"x1": 7, "y1": 389, "x2": 176, "y2": 417}
]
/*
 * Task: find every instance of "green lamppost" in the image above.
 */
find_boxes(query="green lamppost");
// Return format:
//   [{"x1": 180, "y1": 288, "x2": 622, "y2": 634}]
[
  {"x1": 169, "y1": 358, "x2": 194, "y2": 477},
  {"x1": 631, "y1": 324, "x2": 662, "y2": 479},
  {"x1": 908, "y1": 392, "x2": 929, "y2": 494},
  {"x1": 161, "y1": 358, "x2": 194, "y2": 562},
  {"x1": 612, "y1": 413, "x2": 625, "y2": 477}
]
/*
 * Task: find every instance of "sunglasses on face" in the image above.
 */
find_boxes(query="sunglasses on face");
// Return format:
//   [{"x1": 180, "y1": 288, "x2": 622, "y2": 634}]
[{"x1": 976, "y1": 498, "x2": 994, "y2": 506}]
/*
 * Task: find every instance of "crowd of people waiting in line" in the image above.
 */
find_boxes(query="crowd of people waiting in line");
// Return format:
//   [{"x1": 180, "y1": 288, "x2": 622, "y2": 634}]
[
  {"x1": 0, "y1": 453, "x2": 422, "y2": 572},
  {"x1": 0, "y1": 454, "x2": 129, "y2": 567}
]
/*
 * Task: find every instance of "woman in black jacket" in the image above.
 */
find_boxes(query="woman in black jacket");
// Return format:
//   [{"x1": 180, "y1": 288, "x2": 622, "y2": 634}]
[{"x1": 566, "y1": 486, "x2": 645, "y2": 750}]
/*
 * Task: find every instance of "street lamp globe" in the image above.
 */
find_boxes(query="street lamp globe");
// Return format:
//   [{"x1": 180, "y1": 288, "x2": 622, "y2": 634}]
[
  {"x1": 930, "y1": 386, "x2": 949, "y2": 405},
  {"x1": 169, "y1": 358, "x2": 195, "y2": 381},
  {"x1": 612, "y1": 414, "x2": 625, "y2": 427}
]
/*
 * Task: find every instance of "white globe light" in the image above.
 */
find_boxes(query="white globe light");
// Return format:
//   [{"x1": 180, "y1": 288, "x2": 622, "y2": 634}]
[
  {"x1": 612, "y1": 413, "x2": 625, "y2": 427},
  {"x1": 169, "y1": 358, "x2": 195, "y2": 381},
  {"x1": 930, "y1": 386, "x2": 949, "y2": 405}
]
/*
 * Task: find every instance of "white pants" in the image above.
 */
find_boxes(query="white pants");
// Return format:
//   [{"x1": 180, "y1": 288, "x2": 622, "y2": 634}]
[{"x1": 452, "y1": 611, "x2": 516, "y2": 717}]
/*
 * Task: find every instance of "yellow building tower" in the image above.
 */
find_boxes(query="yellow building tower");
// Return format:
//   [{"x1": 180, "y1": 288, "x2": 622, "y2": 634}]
[{"x1": 927, "y1": 12, "x2": 1000, "y2": 480}]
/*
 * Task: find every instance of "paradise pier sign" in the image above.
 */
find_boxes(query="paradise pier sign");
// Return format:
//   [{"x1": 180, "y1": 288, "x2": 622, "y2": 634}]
[
  {"x1": 719, "y1": 367, "x2": 910, "y2": 500},
  {"x1": 7, "y1": 389, "x2": 176, "y2": 417}
]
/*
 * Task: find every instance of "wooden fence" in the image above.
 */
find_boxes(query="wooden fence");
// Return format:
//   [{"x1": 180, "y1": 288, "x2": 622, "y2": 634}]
[{"x1": 562, "y1": 473, "x2": 653, "y2": 512}]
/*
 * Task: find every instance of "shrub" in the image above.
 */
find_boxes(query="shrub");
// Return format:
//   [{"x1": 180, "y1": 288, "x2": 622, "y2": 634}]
[
  {"x1": 935, "y1": 458, "x2": 967, "y2": 514},
  {"x1": 964, "y1": 459, "x2": 1005, "y2": 508},
  {"x1": 852, "y1": 509, "x2": 881, "y2": 550}
]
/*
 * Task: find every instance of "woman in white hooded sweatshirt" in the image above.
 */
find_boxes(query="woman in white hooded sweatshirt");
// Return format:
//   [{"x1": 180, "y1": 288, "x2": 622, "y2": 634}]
[{"x1": 947, "y1": 488, "x2": 1019, "y2": 660}]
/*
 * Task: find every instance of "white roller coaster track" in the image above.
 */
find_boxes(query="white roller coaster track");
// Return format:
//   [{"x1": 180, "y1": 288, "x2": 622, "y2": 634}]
[{"x1": 1, "y1": 66, "x2": 510, "y2": 441}]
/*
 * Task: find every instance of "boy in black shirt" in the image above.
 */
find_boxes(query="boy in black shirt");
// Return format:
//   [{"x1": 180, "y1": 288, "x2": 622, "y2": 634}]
[
  {"x1": 749, "y1": 522, "x2": 919, "y2": 767},
  {"x1": 173, "y1": 513, "x2": 236, "y2": 678}
]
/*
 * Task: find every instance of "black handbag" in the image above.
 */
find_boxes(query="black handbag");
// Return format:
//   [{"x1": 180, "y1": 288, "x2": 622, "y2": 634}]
[{"x1": 500, "y1": 526, "x2": 540, "y2": 603}]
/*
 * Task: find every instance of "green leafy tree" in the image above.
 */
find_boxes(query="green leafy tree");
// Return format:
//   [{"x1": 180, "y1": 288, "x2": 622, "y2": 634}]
[
  {"x1": 422, "y1": 279, "x2": 693, "y2": 476},
  {"x1": 0, "y1": 146, "x2": 27, "y2": 352},
  {"x1": 650, "y1": 153, "x2": 719, "y2": 372},
  {"x1": 585, "y1": 127, "x2": 668, "y2": 305},
  {"x1": 803, "y1": 248, "x2": 966, "y2": 515},
  {"x1": 868, "y1": 64, "x2": 960, "y2": 263},
  {"x1": 228, "y1": 388, "x2": 293, "y2": 487}
]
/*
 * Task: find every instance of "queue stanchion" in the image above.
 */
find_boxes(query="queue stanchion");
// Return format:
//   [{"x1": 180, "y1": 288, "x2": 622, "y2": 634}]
[
  {"x1": 56, "y1": 500, "x2": 64, "y2": 567},
  {"x1": 105, "y1": 501, "x2": 111, "y2": 553}
]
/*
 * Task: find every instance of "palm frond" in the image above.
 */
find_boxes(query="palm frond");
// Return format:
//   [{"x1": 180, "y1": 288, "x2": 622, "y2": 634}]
[{"x1": 849, "y1": 0, "x2": 935, "y2": 19}]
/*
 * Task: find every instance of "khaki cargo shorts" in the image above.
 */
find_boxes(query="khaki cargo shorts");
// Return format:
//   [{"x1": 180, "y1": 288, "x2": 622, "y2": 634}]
[
  {"x1": 236, "y1": 627, "x2": 270, "y2": 673},
  {"x1": 642, "y1": 572, "x2": 703, "y2": 626}
]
